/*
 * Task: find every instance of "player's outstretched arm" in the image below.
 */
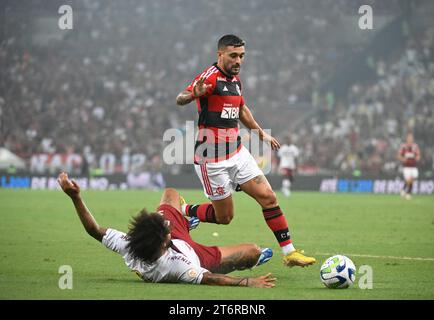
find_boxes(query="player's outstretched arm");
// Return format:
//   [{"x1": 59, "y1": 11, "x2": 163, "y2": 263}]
[
  {"x1": 201, "y1": 272, "x2": 276, "y2": 288},
  {"x1": 57, "y1": 172, "x2": 107, "y2": 242},
  {"x1": 239, "y1": 105, "x2": 280, "y2": 150},
  {"x1": 176, "y1": 90, "x2": 195, "y2": 106}
]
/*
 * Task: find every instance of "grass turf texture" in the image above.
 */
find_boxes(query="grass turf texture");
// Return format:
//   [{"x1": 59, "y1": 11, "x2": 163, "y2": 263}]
[{"x1": 0, "y1": 189, "x2": 433, "y2": 300}]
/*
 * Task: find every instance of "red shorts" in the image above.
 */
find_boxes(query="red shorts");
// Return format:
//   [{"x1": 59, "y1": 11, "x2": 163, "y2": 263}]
[{"x1": 157, "y1": 204, "x2": 221, "y2": 272}]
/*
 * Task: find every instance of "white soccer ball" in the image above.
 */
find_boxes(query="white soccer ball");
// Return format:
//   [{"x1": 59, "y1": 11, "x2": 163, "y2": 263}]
[{"x1": 320, "y1": 255, "x2": 356, "y2": 289}]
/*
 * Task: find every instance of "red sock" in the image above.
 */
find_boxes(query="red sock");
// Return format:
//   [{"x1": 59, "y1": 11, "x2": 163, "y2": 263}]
[
  {"x1": 186, "y1": 204, "x2": 217, "y2": 223},
  {"x1": 262, "y1": 206, "x2": 292, "y2": 247}
]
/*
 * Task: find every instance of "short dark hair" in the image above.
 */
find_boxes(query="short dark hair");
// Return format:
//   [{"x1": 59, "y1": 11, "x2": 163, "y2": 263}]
[
  {"x1": 126, "y1": 209, "x2": 170, "y2": 263},
  {"x1": 218, "y1": 34, "x2": 245, "y2": 50}
]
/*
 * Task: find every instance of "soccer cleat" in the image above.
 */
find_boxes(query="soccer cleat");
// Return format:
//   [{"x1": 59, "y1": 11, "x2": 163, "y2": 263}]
[
  {"x1": 179, "y1": 195, "x2": 189, "y2": 216},
  {"x1": 405, "y1": 194, "x2": 412, "y2": 200},
  {"x1": 179, "y1": 195, "x2": 200, "y2": 230},
  {"x1": 400, "y1": 190, "x2": 406, "y2": 198},
  {"x1": 283, "y1": 249, "x2": 316, "y2": 268},
  {"x1": 256, "y1": 248, "x2": 273, "y2": 266},
  {"x1": 179, "y1": 195, "x2": 187, "y2": 207},
  {"x1": 188, "y1": 216, "x2": 200, "y2": 231},
  {"x1": 281, "y1": 188, "x2": 291, "y2": 197}
]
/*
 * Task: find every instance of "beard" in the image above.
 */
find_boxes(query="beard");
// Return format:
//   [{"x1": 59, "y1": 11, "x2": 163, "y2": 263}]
[{"x1": 225, "y1": 64, "x2": 241, "y2": 76}]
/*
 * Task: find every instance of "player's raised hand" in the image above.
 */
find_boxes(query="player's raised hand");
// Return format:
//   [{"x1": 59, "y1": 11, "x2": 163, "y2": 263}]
[
  {"x1": 57, "y1": 172, "x2": 81, "y2": 199},
  {"x1": 192, "y1": 76, "x2": 212, "y2": 97},
  {"x1": 248, "y1": 273, "x2": 276, "y2": 288}
]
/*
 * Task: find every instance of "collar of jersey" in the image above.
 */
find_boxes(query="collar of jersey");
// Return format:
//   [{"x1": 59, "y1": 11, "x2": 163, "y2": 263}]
[{"x1": 213, "y1": 62, "x2": 235, "y2": 80}]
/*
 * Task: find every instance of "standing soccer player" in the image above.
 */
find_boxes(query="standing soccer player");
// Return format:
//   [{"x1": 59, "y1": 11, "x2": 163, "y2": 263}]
[
  {"x1": 397, "y1": 133, "x2": 421, "y2": 200},
  {"x1": 278, "y1": 136, "x2": 300, "y2": 197},
  {"x1": 176, "y1": 34, "x2": 315, "y2": 267}
]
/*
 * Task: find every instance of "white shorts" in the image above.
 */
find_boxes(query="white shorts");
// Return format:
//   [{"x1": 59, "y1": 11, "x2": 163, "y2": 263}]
[
  {"x1": 194, "y1": 146, "x2": 263, "y2": 201},
  {"x1": 403, "y1": 167, "x2": 418, "y2": 180}
]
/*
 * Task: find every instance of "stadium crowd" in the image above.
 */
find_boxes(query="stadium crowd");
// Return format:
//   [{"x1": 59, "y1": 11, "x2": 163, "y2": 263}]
[
  {"x1": 292, "y1": 24, "x2": 434, "y2": 176},
  {"x1": 1, "y1": 0, "x2": 432, "y2": 176}
]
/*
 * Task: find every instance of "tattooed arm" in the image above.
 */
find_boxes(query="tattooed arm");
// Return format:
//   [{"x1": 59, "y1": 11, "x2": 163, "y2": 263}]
[
  {"x1": 201, "y1": 272, "x2": 276, "y2": 288},
  {"x1": 176, "y1": 90, "x2": 195, "y2": 106}
]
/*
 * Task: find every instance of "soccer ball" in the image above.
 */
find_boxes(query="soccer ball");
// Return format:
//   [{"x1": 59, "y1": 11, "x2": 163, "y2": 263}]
[{"x1": 320, "y1": 255, "x2": 356, "y2": 289}]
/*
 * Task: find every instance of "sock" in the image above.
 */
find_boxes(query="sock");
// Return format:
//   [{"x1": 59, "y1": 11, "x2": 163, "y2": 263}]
[
  {"x1": 282, "y1": 179, "x2": 290, "y2": 190},
  {"x1": 403, "y1": 182, "x2": 408, "y2": 193},
  {"x1": 282, "y1": 179, "x2": 290, "y2": 193},
  {"x1": 282, "y1": 243, "x2": 295, "y2": 255},
  {"x1": 262, "y1": 206, "x2": 294, "y2": 253},
  {"x1": 186, "y1": 204, "x2": 217, "y2": 223},
  {"x1": 181, "y1": 204, "x2": 188, "y2": 216},
  {"x1": 407, "y1": 182, "x2": 413, "y2": 194}
]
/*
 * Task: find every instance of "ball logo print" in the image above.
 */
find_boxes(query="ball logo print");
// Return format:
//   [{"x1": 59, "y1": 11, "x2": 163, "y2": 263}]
[{"x1": 320, "y1": 255, "x2": 356, "y2": 289}]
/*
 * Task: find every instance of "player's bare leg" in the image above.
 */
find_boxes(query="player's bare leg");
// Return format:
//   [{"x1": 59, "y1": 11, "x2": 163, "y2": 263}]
[
  {"x1": 215, "y1": 244, "x2": 272, "y2": 274},
  {"x1": 405, "y1": 177, "x2": 414, "y2": 200},
  {"x1": 211, "y1": 196, "x2": 234, "y2": 224},
  {"x1": 159, "y1": 188, "x2": 182, "y2": 211},
  {"x1": 240, "y1": 175, "x2": 315, "y2": 267}
]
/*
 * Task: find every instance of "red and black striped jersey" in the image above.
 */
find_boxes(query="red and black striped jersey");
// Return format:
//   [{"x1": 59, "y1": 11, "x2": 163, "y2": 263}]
[
  {"x1": 186, "y1": 63, "x2": 245, "y2": 163},
  {"x1": 399, "y1": 143, "x2": 420, "y2": 167}
]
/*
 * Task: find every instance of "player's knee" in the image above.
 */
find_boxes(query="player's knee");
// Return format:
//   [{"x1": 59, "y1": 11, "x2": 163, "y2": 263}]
[
  {"x1": 259, "y1": 190, "x2": 278, "y2": 208},
  {"x1": 164, "y1": 187, "x2": 178, "y2": 195},
  {"x1": 248, "y1": 244, "x2": 261, "y2": 261},
  {"x1": 216, "y1": 213, "x2": 233, "y2": 225},
  {"x1": 241, "y1": 244, "x2": 261, "y2": 268},
  {"x1": 214, "y1": 205, "x2": 234, "y2": 224},
  {"x1": 160, "y1": 188, "x2": 179, "y2": 207}
]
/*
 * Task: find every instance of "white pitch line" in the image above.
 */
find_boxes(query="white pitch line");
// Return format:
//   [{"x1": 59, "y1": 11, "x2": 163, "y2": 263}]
[{"x1": 315, "y1": 252, "x2": 434, "y2": 262}]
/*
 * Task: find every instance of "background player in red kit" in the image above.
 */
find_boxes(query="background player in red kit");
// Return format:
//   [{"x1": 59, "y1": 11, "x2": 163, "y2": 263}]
[
  {"x1": 397, "y1": 133, "x2": 421, "y2": 200},
  {"x1": 176, "y1": 34, "x2": 315, "y2": 267}
]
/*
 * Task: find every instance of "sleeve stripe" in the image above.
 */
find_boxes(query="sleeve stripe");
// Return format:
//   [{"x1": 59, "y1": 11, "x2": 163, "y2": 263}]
[{"x1": 201, "y1": 66, "x2": 218, "y2": 80}]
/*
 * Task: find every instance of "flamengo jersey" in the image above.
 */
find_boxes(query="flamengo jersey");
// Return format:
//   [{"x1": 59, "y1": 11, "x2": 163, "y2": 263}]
[
  {"x1": 399, "y1": 143, "x2": 420, "y2": 167},
  {"x1": 186, "y1": 63, "x2": 245, "y2": 163},
  {"x1": 278, "y1": 144, "x2": 299, "y2": 169},
  {"x1": 102, "y1": 228, "x2": 208, "y2": 284}
]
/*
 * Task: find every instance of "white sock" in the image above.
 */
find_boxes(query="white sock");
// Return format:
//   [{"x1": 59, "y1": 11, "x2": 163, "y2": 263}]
[
  {"x1": 181, "y1": 204, "x2": 188, "y2": 216},
  {"x1": 282, "y1": 243, "x2": 295, "y2": 255}
]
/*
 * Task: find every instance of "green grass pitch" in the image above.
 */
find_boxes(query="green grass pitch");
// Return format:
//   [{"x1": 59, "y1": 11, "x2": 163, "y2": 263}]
[{"x1": 1, "y1": 189, "x2": 433, "y2": 299}]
